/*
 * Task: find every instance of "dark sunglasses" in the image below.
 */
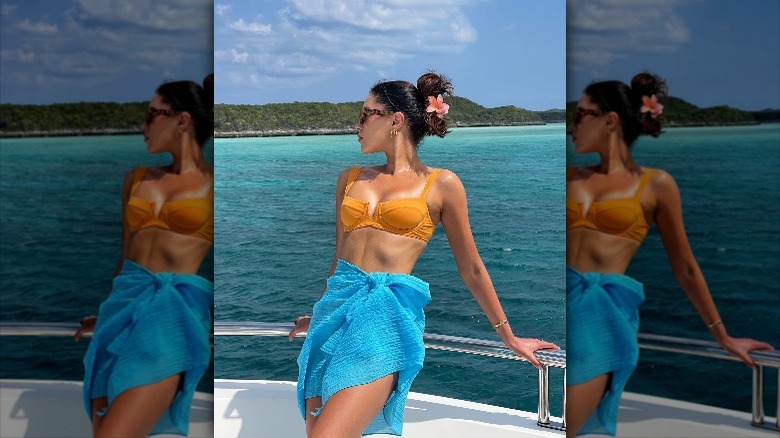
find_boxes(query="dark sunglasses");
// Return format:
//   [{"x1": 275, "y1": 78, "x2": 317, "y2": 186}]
[
  {"x1": 573, "y1": 107, "x2": 604, "y2": 124},
  {"x1": 358, "y1": 108, "x2": 387, "y2": 125},
  {"x1": 144, "y1": 107, "x2": 177, "y2": 125}
]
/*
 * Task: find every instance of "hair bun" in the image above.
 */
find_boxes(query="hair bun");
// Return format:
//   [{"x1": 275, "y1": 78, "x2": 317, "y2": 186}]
[
  {"x1": 631, "y1": 72, "x2": 667, "y2": 138},
  {"x1": 416, "y1": 71, "x2": 453, "y2": 138}
]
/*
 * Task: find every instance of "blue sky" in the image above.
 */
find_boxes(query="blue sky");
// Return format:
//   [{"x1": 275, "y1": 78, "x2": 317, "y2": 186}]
[
  {"x1": 214, "y1": 0, "x2": 567, "y2": 110},
  {"x1": 0, "y1": 0, "x2": 213, "y2": 104},
  {"x1": 3, "y1": 1, "x2": 777, "y2": 111},
  {"x1": 567, "y1": 0, "x2": 780, "y2": 111}
]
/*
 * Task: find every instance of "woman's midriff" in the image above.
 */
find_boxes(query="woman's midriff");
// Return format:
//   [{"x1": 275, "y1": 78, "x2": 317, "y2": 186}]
[
  {"x1": 567, "y1": 228, "x2": 642, "y2": 275},
  {"x1": 125, "y1": 228, "x2": 212, "y2": 274},
  {"x1": 339, "y1": 228, "x2": 428, "y2": 274}
]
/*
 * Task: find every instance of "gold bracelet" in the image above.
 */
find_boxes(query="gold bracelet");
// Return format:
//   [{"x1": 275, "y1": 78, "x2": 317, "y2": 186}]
[
  {"x1": 493, "y1": 319, "x2": 509, "y2": 329},
  {"x1": 707, "y1": 318, "x2": 723, "y2": 329}
]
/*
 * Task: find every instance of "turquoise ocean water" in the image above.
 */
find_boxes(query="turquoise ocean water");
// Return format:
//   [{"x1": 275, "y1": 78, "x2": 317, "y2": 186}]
[
  {"x1": 0, "y1": 135, "x2": 214, "y2": 391},
  {"x1": 214, "y1": 124, "x2": 567, "y2": 416},
  {"x1": 568, "y1": 124, "x2": 780, "y2": 414}
]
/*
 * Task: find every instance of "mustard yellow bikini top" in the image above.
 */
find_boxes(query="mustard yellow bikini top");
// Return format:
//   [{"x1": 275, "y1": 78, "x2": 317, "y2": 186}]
[
  {"x1": 340, "y1": 167, "x2": 441, "y2": 243},
  {"x1": 566, "y1": 168, "x2": 654, "y2": 243},
  {"x1": 126, "y1": 167, "x2": 214, "y2": 242}
]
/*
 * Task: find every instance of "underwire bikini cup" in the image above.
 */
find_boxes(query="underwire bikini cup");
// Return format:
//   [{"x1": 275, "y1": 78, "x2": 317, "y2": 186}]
[
  {"x1": 340, "y1": 167, "x2": 442, "y2": 242},
  {"x1": 566, "y1": 169, "x2": 655, "y2": 243},
  {"x1": 126, "y1": 167, "x2": 213, "y2": 241}
]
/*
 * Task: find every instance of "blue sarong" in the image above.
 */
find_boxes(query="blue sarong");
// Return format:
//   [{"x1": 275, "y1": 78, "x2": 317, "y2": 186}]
[
  {"x1": 297, "y1": 259, "x2": 431, "y2": 436},
  {"x1": 83, "y1": 259, "x2": 213, "y2": 436},
  {"x1": 567, "y1": 266, "x2": 645, "y2": 436}
]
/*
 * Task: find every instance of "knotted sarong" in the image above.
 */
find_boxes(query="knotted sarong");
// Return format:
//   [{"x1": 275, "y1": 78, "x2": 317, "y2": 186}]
[
  {"x1": 83, "y1": 259, "x2": 213, "y2": 436},
  {"x1": 297, "y1": 259, "x2": 431, "y2": 436},
  {"x1": 567, "y1": 266, "x2": 645, "y2": 436}
]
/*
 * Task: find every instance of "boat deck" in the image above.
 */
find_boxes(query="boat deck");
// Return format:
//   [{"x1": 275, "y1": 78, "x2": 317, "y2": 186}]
[
  {"x1": 215, "y1": 379, "x2": 563, "y2": 437},
  {"x1": 2, "y1": 378, "x2": 776, "y2": 437},
  {"x1": 0, "y1": 379, "x2": 213, "y2": 438}
]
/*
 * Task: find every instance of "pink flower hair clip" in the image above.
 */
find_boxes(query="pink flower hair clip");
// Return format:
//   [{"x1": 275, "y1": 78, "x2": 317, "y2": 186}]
[
  {"x1": 640, "y1": 94, "x2": 664, "y2": 119},
  {"x1": 426, "y1": 94, "x2": 449, "y2": 119}
]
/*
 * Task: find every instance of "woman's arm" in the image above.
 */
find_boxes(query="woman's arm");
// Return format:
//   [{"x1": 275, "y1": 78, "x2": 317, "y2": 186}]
[
  {"x1": 438, "y1": 170, "x2": 558, "y2": 367},
  {"x1": 653, "y1": 170, "x2": 773, "y2": 365}
]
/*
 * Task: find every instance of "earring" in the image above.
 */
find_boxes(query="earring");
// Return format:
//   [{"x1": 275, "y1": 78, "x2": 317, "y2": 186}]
[{"x1": 391, "y1": 129, "x2": 397, "y2": 136}]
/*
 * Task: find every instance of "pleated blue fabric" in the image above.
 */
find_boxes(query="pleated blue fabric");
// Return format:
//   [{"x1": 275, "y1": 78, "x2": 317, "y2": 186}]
[
  {"x1": 567, "y1": 266, "x2": 645, "y2": 436},
  {"x1": 297, "y1": 259, "x2": 431, "y2": 436},
  {"x1": 83, "y1": 259, "x2": 212, "y2": 436}
]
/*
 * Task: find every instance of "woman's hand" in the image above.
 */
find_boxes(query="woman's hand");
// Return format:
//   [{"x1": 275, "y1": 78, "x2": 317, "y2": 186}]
[
  {"x1": 503, "y1": 335, "x2": 560, "y2": 368},
  {"x1": 74, "y1": 316, "x2": 97, "y2": 342},
  {"x1": 718, "y1": 336, "x2": 774, "y2": 367},
  {"x1": 288, "y1": 316, "x2": 311, "y2": 342}
]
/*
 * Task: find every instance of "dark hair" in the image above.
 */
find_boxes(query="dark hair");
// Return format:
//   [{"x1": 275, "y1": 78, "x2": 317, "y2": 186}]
[
  {"x1": 370, "y1": 71, "x2": 453, "y2": 147},
  {"x1": 155, "y1": 76, "x2": 214, "y2": 146},
  {"x1": 584, "y1": 72, "x2": 667, "y2": 146}
]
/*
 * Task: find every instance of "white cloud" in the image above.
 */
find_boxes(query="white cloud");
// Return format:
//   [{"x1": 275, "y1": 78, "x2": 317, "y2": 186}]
[
  {"x1": 567, "y1": 0, "x2": 692, "y2": 69},
  {"x1": 1, "y1": 4, "x2": 17, "y2": 16},
  {"x1": 230, "y1": 49, "x2": 249, "y2": 63},
  {"x1": 73, "y1": 0, "x2": 212, "y2": 31},
  {"x1": 215, "y1": 4, "x2": 231, "y2": 17},
  {"x1": 16, "y1": 19, "x2": 58, "y2": 35},
  {"x1": 228, "y1": 18, "x2": 272, "y2": 35},
  {"x1": 216, "y1": 0, "x2": 479, "y2": 92},
  {"x1": 17, "y1": 49, "x2": 34, "y2": 63}
]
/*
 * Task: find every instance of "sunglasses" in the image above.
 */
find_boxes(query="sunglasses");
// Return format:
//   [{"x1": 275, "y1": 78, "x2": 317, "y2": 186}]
[
  {"x1": 573, "y1": 107, "x2": 604, "y2": 124},
  {"x1": 144, "y1": 107, "x2": 177, "y2": 126},
  {"x1": 358, "y1": 108, "x2": 387, "y2": 125}
]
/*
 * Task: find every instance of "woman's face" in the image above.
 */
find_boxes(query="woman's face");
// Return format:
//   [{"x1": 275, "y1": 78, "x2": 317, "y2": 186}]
[
  {"x1": 571, "y1": 93, "x2": 607, "y2": 154},
  {"x1": 142, "y1": 93, "x2": 179, "y2": 154},
  {"x1": 356, "y1": 94, "x2": 393, "y2": 154}
]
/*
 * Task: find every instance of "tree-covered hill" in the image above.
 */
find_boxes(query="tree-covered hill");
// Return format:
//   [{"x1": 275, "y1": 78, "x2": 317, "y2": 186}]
[
  {"x1": 1, "y1": 94, "x2": 774, "y2": 138},
  {"x1": 0, "y1": 102, "x2": 147, "y2": 137},
  {"x1": 214, "y1": 96, "x2": 566, "y2": 137}
]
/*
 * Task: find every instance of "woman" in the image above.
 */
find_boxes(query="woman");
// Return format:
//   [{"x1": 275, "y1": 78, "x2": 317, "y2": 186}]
[
  {"x1": 287, "y1": 71, "x2": 560, "y2": 437},
  {"x1": 566, "y1": 72, "x2": 773, "y2": 437},
  {"x1": 74, "y1": 78, "x2": 214, "y2": 437}
]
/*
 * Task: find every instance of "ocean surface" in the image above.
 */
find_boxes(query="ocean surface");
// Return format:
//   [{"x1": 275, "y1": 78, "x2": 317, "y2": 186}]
[
  {"x1": 568, "y1": 123, "x2": 780, "y2": 414},
  {"x1": 0, "y1": 135, "x2": 214, "y2": 392},
  {"x1": 214, "y1": 124, "x2": 568, "y2": 416}
]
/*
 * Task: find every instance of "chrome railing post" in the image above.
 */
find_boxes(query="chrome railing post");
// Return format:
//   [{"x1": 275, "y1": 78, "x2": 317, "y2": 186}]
[
  {"x1": 751, "y1": 365, "x2": 764, "y2": 426},
  {"x1": 562, "y1": 368, "x2": 567, "y2": 429},
  {"x1": 537, "y1": 364, "x2": 550, "y2": 426}
]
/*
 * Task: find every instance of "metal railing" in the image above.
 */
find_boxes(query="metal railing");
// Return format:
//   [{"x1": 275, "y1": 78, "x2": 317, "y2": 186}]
[
  {"x1": 638, "y1": 332, "x2": 780, "y2": 432},
  {"x1": 214, "y1": 321, "x2": 567, "y2": 430},
  {"x1": 5, "y1": 322, "x2": 776, "y2": 432}
]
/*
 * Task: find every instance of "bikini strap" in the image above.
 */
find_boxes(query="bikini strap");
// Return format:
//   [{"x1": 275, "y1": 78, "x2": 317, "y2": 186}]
[
  {"x1": 634, "y1": 169, "x2": 655, "y2": 199},
  {"x1": 421, "y1": 169, "x2": 442, "y2": 199},
  {"x1": 343, "y1": 167, "x2": 363, "y2": 196},
  {"x1": 130, "y1": 167, "x2": 149, "y2": 193}
]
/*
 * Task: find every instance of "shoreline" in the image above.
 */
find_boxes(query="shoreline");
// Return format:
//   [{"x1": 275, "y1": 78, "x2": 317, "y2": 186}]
[
  {"x1": 213, "y1": 121, "x2": 557, "y2": 138},
  {"x1": 2, "y1": 120, "x2": 776, "y2": 140}
]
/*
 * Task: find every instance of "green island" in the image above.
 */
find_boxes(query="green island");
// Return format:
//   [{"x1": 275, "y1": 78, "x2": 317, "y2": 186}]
[{"x1": 0, "y1": 96, "x2": 777, "y2": 138}]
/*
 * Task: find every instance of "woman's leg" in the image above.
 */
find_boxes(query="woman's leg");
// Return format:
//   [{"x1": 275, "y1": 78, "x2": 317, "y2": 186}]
[
  {"x1": 307, "y1": 372, "x2": 398, "y2": 438},
  {"x1": 90, "y1": 397, "x2": 108, "y2": 437},
  {"x1": 566, "y1": 373, "x2": 611, "y2": 438},
  {"x1": 91, "y1": 374, "x2": 181, "y2": 438},
  {"x1": 305, "y1": 397, "x2": 323, "y2": 436}
]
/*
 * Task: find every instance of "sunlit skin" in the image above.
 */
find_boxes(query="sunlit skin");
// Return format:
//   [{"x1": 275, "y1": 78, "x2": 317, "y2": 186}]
[
  {"x1": 288, "y1": 93, "x2": 560, "y2": 438},
  {"x1": 565, "y1": 94, "x2": 773, "y2": 437},
  {"x1": 74, "y1": 92, "x2": 213, "y2": 437}
]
